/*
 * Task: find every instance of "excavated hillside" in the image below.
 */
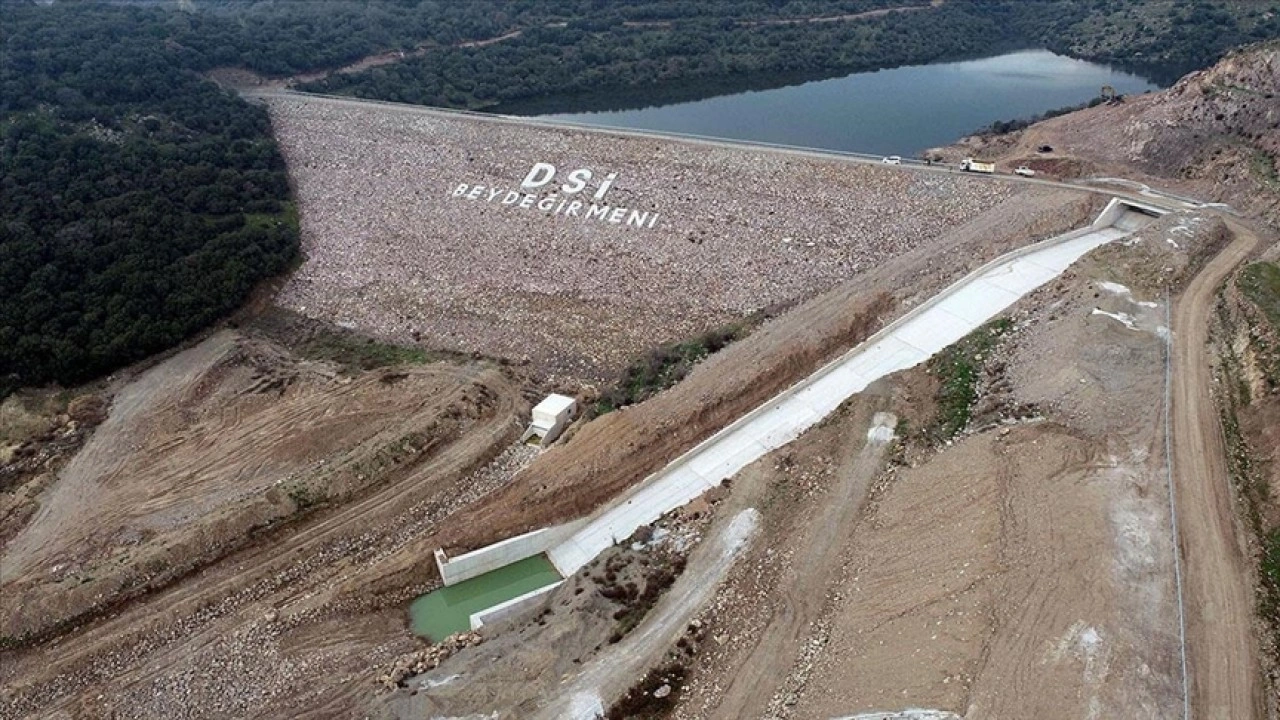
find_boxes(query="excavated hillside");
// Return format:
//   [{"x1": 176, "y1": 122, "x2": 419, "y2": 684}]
[{"x1": 946, "y1": 41, "x2": 1280, "y2": 224}]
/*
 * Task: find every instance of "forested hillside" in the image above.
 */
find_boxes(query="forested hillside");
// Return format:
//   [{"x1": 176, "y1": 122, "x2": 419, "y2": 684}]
[
  {"x1": 302, "y1": 0, "x2": 1280, "y2": 111},
  {"x1": 1, "y1": 4, "x2": 298, "y2": 395}
]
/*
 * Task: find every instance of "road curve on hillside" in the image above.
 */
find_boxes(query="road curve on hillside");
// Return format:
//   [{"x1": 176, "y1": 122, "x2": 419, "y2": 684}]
[{"x1": 1171, "y1": 219, "x2": 1262, "y2": 719}]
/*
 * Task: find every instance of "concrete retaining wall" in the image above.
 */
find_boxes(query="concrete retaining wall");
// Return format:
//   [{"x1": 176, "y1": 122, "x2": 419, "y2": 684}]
[
  {"x1": 1092, "y1": 197, "x2": 1167, "y2": 230},
  {"x1": 435, "y1": 520, "x2": 583, "y2": 586},
  {"x1": 436, "y1": 529, "x2": 550, "y2": 586},
  {"x1": 469, "y1": 581, "x2": 564, "y2": 631}
]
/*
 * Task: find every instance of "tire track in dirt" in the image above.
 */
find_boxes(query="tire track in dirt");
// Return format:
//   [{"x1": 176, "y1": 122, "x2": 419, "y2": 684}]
[
  {"x1": 710, "y1": 411, "x2": 898, "y2": 719},
  {"x1": 1, "y1": 363, "x2": 523, "y2": 718},
  {"x1": 1, "y1": 332, "x2": 239, "y2": 579},
  {"x1": 1171, "y1": 219, "x2": 1262, "y2": 719}
]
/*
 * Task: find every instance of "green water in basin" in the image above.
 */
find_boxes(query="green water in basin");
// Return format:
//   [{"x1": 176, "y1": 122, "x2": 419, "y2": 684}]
[{"x1": 409, "y1": 553, "x2": 562, "y2": 641}]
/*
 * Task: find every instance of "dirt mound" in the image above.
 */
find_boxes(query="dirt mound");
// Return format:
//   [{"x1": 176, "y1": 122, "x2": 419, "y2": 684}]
[
  {"x1": 0, "y1": 329, "x2": 518, "y2": 642},
  {"x1": 1086, "y1": 212, "x2": 1230, "y2": 293},
  {"x1": 1134, "y1": 45, "x2": 1279, "y2": 178}
]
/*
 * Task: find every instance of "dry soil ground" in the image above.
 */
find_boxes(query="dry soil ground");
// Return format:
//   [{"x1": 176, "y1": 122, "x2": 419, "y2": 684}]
[
  {"x1": 641, "y1": 211, "x2": 1251, "y2": 720},
  {"x1": 0, "y1": 326, "x2": 530, "y2": 718},
  {"x1": 1171, "y1": 221, "x2": 1263, "y2": 718},
  {"x1": 6, "y1": 89, "x2": 1263, "y2": 720},
  {"x1": 0, "y1": 329, "x2": 519, "y2": 642},
  {"x1": 363, "y1": 210, "x2": 1261, "y2": 720}
]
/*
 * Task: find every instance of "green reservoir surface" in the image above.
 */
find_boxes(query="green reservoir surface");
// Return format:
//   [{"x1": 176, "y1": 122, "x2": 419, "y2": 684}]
[{"x1": 410, "y1": 554, "x2": 562, "y2": 641}]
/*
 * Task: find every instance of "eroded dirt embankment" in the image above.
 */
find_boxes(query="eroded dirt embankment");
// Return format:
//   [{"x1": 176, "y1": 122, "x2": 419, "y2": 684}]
[
  {"x1": 0, "y1": 329, "x2": 518, "y2": 644},
  {"x1": 0, "y1": 325, "x2": 527, "y2": 719},
  {"x1": 1212, "y1": 231, "x2": 1280, "y2": 710},
  {"x1": 658, "y1": 211, "x2": 1239, "y2": 720}
]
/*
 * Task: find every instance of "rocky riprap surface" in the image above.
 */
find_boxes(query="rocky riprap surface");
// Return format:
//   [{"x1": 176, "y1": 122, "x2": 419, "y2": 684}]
[
  {"x1": 267, "y1": 95, "x2": 1025, "y2": 385},
  {"x1": 377, "y1": 631, "x2": 484, "y2": 690}
]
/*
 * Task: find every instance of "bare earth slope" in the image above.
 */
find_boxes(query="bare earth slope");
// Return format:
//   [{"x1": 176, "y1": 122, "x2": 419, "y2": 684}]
[
  {"x1": 945, "y1": 42, "x2": 1280, "y2": 225},
  {"x1": 0, "y1": 329, "x2": 527, "y2": 718},
  {"x1": 667, "y1": 212, "x2": 1245, "y2": 720}
]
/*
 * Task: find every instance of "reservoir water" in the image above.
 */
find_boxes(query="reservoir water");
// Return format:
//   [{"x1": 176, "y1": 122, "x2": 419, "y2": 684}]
[
  {"x1": 532, "y1": 50, "x2": 1161, "y2": 157},
  {"x1": 409, "y1": 554, "x2": 561, "y2": 641}
]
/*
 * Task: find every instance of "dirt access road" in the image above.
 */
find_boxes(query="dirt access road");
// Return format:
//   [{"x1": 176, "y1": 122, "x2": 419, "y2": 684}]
[
  {"x1": 0, "y1": 331, "x2": 526, "y2": 718},
  {"x1": 1172, "y1": 219, "x2": 1263, "y2": 718}
]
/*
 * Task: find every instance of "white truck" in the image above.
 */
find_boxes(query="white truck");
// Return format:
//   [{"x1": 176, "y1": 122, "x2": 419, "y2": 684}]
[{"x1": 960, "y1": 157, "x2": 996, "y2": 174}]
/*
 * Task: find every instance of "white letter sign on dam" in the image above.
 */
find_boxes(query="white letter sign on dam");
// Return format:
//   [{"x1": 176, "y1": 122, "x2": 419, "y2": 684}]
[{"x1": 450, "y1": 162, "x2": 660, "y2": 229}]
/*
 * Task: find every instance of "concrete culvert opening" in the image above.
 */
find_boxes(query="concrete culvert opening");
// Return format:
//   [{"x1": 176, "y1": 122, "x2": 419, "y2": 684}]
[{"x1": 520, "y1": 394, "x2": 578, "y2": 448}]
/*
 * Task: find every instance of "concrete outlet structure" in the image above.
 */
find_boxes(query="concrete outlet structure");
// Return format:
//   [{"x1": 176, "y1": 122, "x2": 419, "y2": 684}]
[
  {"x1": 434, "y1": 519, "x2": 585, "y2": 586},
  {"x1": 469, "y1": 581, "x2": 565, "y2": 631},
  {"x1": 521, "y1": 394, "x2": 578, "y2": 448}
]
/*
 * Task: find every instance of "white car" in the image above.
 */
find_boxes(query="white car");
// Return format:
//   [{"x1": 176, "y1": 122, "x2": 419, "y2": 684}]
[
  {"x1": 881, "y1": 155, "x2": 901, "y2": 165},
  {"x1": 1014, "y1": 166, "x2": 1036, "y2": 177}
]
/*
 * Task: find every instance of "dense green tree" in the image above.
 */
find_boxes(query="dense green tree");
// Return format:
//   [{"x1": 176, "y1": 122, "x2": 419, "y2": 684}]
[
  {"x1": 298, "y1": 0, "x2": 1280, "y2": 111},
  {"x1": 1, "y1": 3, "x2": 298, "y2": 395}
]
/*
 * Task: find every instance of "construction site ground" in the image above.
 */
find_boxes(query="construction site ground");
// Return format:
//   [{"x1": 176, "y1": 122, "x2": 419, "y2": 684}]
[
  {"x1": 366, "y1": 207, "x2": 1261, "y2": 720},
  {"x1": 658, "y1": 212, "x2": 1257, "y2": 719},
  {"x1": 0, "y1": 85, "x2": 1271, "y2": 720},
  {"x1": 0, "y1": 102, "x2": 1101, "y2": 718}
]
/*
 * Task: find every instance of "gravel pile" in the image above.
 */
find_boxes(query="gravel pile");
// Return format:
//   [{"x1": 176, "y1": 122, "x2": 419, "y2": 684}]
[{"x1": 268, "y1": 96, "x2": 1023, "y2": 384}]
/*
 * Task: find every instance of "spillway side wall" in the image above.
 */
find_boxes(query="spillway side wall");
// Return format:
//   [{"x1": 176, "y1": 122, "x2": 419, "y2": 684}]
[{"x1": 437, "y1": 521, "x2": 582, "y2": 586}]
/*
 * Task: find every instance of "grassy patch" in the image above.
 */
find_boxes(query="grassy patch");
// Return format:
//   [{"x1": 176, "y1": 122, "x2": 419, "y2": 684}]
[
  {"x1": 594, "y1": 324, "x2": 746, "y2": 415},
  {"x1": 286, "y1": 482, "x2": 326, "y2": 511},
  {"x1": 606, "y1": 661, "x2": 688, "y2": 720},
  {"x1": 1261, "y1": 529, "x2": 1280, "y2": 626},
  {"x1": 1239, "y1": 261, "x2": 1280, "y2": 386},
  {"x1": 1250, "y1": 152, "x2": 1280, "y2": 189},
  {"x1": 298, "y1": 332, "x2": 435, "y2": 372},
  {"x1": 244, "y1": 200, "x2": 299, "y2": 232},
  {"x1": 1240, "y1": 262, "x2": 1280, "y2": 329},
  {"x1": 925, "y1": 317, "x2": 1012, "y2": 442}
]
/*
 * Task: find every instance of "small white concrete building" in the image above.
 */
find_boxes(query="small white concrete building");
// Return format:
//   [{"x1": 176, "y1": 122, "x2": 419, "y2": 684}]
[{"x1": 520, "y1": 394, "x2": 577, "y2": 448}]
